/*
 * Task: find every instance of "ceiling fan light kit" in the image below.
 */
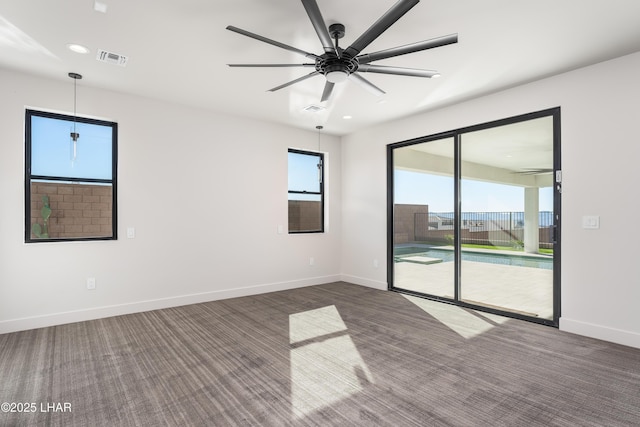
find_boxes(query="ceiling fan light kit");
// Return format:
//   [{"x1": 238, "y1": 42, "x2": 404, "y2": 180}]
[
  {"x1": 227, "y1": 0, "x2": 457, "y2": 102},
  {"x1": 325, "y1": 70, "x2": 349, "y2": 83}
]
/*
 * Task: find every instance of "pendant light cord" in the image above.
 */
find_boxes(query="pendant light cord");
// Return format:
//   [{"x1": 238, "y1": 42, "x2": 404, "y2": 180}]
[{"x1": 73, "y1": 76, "x2": 77, "y2": 135}]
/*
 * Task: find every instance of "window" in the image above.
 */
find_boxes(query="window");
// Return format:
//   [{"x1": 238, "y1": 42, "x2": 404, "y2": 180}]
[
  {"x1": 25, "y1": 109, "x2": 118, "y2": 242},
  {"x1": 288, "y1": 149, "x2": 324, "y2": 233}
]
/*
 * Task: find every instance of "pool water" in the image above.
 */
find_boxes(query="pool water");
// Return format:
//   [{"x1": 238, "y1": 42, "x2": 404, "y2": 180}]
[{"x1": 395, "y1": 246, "x2": 553, "y2": 270}]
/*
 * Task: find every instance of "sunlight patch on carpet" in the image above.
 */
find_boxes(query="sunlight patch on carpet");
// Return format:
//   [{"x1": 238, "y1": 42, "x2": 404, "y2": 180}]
[
  {"x1": 289, "y1": 305, "x2": 373, "y2": 418},
  {"x1": 402, "y1": 294, "x2": 508, "y2": 339}
]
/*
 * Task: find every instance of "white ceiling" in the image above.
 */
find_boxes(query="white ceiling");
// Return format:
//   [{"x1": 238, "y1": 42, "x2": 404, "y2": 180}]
[
  {"x1": 408, "y1": 116, "x2": 553, "y2": 171},
  {"x1": 1, "y1": 0, "x2": 640, "y2": 135},
  {"x1": 397, "y1": 115, "x2": 555, "y2": 190}
]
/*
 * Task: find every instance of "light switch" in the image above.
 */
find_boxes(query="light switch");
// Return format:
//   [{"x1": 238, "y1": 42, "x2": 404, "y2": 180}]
[
  {"x1": 127, "y1": 227, "x2": 136, "y2": 238},
  {"x1": 582, "y1": 215, "x2": 600, "y2": 229}
]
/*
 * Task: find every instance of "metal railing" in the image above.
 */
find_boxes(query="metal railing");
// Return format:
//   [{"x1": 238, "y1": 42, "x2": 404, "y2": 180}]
[{"x1": 414, "y1": 211, "x2": 554, "y2": 248}]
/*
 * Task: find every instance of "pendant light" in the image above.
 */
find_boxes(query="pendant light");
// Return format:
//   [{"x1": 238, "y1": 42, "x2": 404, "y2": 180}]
[
  {"x1": 68, "y1": 72, "x2": 82, "y2": 165},
  {"x1": 316, "y1": 125, "x2": 323, "y2": 184},
  {"x1": 316, "y1": 125, "x2": 323, "y2": 150}
]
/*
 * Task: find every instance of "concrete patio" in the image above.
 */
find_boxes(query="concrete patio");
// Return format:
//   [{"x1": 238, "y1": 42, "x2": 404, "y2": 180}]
[{"x1": 393, "y1": 248, "x2": 554, "y2": 320}]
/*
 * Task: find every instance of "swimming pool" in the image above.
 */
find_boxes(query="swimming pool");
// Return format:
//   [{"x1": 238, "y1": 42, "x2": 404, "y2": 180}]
[{"x1": 395, "y1": 246, "x2": 553, "y2": 270}]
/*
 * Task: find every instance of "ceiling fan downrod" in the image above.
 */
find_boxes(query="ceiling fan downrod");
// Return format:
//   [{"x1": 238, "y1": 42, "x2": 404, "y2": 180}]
[{"x1": 329, "y1": 23, "x2": 345, "y2": 53}]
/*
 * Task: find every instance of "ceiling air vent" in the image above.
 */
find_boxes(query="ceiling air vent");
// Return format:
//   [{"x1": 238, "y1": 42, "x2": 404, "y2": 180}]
[
  {"x1": 96, "y1": 49, "x2": 128, "y2": 67},
  {"x1": 303, "y1": 105, "x2": 325, "y2": 113}
]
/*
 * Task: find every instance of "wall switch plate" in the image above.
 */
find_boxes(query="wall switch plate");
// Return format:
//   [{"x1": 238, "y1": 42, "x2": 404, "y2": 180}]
[
  {"x1": 582, "y1": 215, "x2": 600, "y2": 229},
  {"x1": 309, "y1": 257, "x2": 315, "y2": 266},
  {"x1": 87, "y1": 277, "x2": 96, "y2": 290},
  {"x1": 277, "y1": 225, "x2": 283, "y2": 234},
  {"x1": 126, "y1": 227, "x2": 135, "y2": 238},
  {"x1": 94, "y1": 1, "x2": 108, "y2": 13}
]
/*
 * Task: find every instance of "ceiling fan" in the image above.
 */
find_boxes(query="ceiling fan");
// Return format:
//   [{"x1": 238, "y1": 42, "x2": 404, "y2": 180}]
[
  {"x1": 226, "y1": 0, "x2": 458, "y2": 102},
  {"x1": 513, "y1": 168, "x2": 554, "y2": 175}
]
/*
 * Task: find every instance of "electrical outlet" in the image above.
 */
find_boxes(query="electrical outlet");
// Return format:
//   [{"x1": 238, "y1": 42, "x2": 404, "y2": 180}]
[
  {"x1": 373, "y1": 259, "x2": 379, "y2": 268},
  {"x1": 309, "y1": 257, "x2": 315, "y2": 266},
  {"x1": 86, "y1": 277, "x2": 96, "y2": 290}
]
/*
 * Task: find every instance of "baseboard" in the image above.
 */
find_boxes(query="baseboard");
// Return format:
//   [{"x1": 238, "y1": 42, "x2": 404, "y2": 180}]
[
  {"x1": 340, "y1": 274, "x2": 388, "y2": 291},
  {"x1": 0, "y1": 275, "x2": 341, "y2": 335},
  {"x1": 560, "y1": 317, "x2": 640, "y2": 349}
]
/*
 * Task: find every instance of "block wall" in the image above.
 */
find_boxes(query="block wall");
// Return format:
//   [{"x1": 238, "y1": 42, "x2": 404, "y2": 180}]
[
  {"x1": 288, "y1": 200, "x2": 322, "y2": 232},
  {"x1": 393, "y1": 204, "x2": 429, "y2": 244},
  {"x1": 30, "y1": 182, "x2": 113, "y2": 239}
]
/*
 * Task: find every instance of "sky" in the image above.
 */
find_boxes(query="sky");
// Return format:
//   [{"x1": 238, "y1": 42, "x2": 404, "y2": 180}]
[
  {"x1": 31, "y1": 115, "x2": 113, "y2": 180},
  {"x1": 288, "y1": 151, "x2": 321, "y2": 193},
  {"x1": 394, "y1": 169, "x2": 554, "y2": 212},
  {"x1": 288, "y1": 150, "x2": 322, "y2": 201}
]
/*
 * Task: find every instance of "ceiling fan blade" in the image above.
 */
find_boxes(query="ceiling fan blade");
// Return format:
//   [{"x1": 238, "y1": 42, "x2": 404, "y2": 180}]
[
  {"x1": 228, "y1": 63, "x2": 316, "y2": 67},
  {"x1": 358, "y1": 64, "x2": 440, "y2": 78},
  {"x1": 343, "y1": 0, "x2": 419, "y2": 58},
  {"x1": 227, "y1": 25, "x2": 319, "y2": 60},
  {"x1": 358, "y1": 33, "x2": 458, "y2": 64},
  {"x1": 350, "y1": 73, "x2": 386, "y2": 96},
  {"x1": 320, "y1": 81, "x2": 335, "y2": 102},
  {"x1": 268, "y1": 71, "x2": 321, "y2": 92},
  {"x1": 301, "y1": 0, "x2": 338, "y2": 55},
  {"x1": 513, "y1": 169, "x2": 554, "y2": 175}
]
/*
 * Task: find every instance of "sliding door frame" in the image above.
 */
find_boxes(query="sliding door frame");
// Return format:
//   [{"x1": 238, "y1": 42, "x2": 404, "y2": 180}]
[{"x1": 387, "y1": 107, "x2": 561, "y2": 327}]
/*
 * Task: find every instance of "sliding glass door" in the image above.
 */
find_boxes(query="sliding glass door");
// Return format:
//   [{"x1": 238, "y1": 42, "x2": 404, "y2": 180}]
[
  {"x1": 391, "y1": 136, "x2": 456, "y2": 299},
  {"x1": 459, "y1": 118, "x2": 555, "y2": 320},
  {"x1": 388, "y1": 109, "x2": 560, "y2": 326}
]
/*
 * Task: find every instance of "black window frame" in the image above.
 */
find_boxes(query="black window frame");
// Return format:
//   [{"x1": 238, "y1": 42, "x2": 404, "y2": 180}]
[
  {"x1": 25, "y1": 109, "x2": 118, "y2": 243},
  {"x1": 288, "y1": 148, "x2": 325, "y2": 234}
]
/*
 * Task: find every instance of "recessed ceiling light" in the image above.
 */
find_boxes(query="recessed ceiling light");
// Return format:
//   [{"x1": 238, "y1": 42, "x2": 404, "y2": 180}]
[
  {"x1": 94, "y1": 1, "x2": 108, "y2": 13},
  {"x1": 66, "y1": 43, "x2": 90, "y2": 54},
  {"x1": 343, "y1": 115, "x2": 352, "y2": 120}
]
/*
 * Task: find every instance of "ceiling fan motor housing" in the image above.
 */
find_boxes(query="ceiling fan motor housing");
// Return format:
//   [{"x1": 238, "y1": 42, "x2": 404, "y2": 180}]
[
  {"x1": 317, "y1": 23, "x2": 357, "y2": 81},
  {"x1": 316, "y1": 53, "x2": 359, "y2": 80}
]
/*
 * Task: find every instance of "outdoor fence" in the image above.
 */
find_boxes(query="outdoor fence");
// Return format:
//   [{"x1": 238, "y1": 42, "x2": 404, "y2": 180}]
[{"x1": 408, "y1": 211, "x2": 554, "y2": 249}]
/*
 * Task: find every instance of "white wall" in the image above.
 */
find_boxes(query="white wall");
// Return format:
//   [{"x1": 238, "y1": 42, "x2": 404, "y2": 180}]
[
  {"x1": 0, "y1": 69, "x2": 342, "y2": 333},
  {"x1": 341, "y1": 51, "x2": 640, "y2": 348}
]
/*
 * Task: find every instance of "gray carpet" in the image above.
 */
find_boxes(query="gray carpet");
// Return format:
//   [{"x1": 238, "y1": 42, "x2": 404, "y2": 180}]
[{"x1": 1, "y1": 282, "x2": 639, "y2": 426}]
